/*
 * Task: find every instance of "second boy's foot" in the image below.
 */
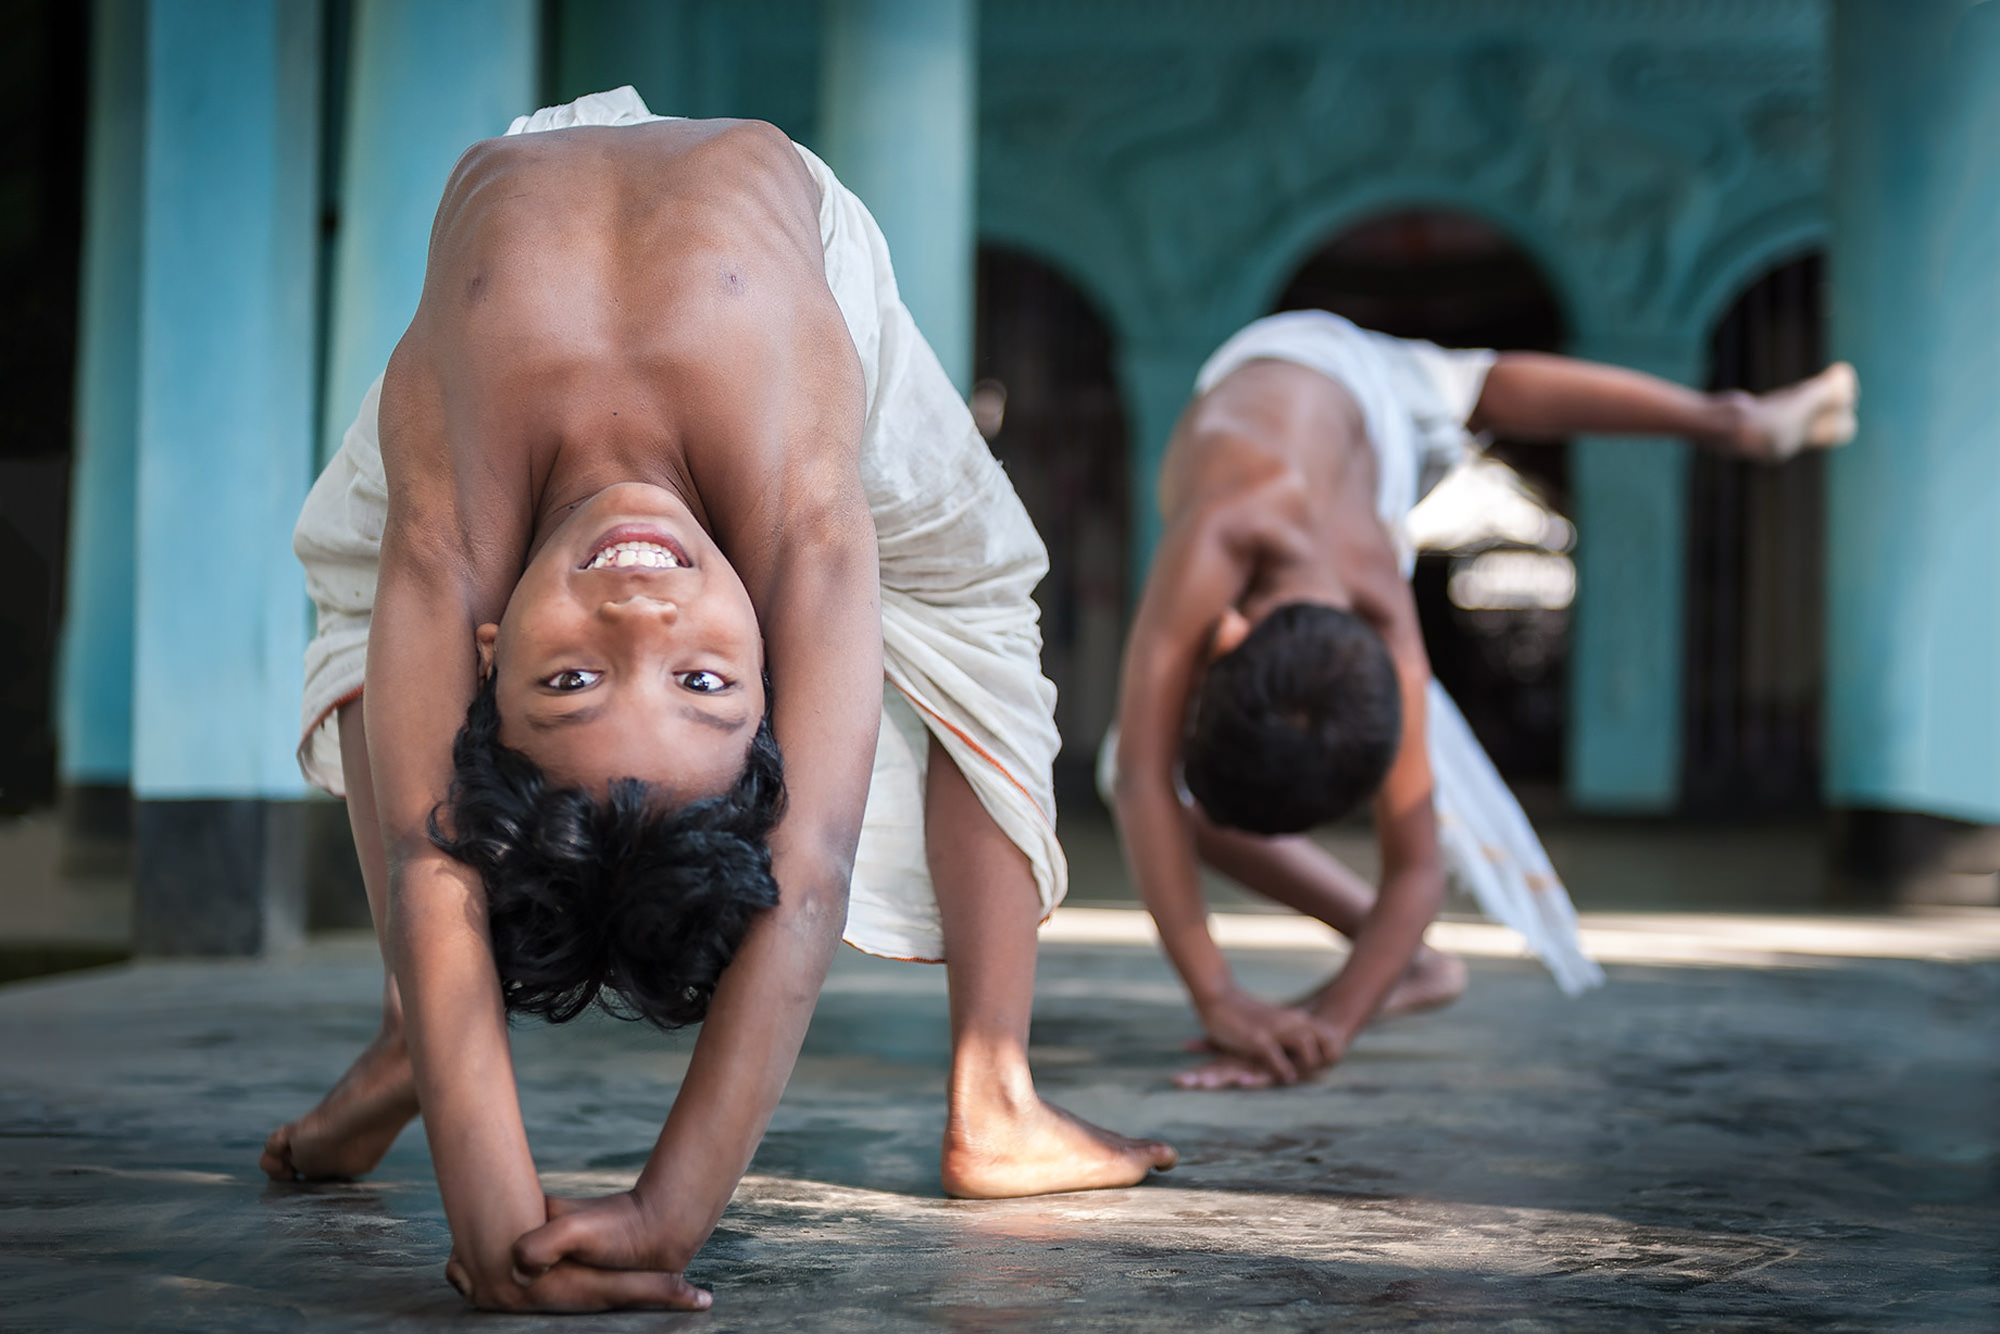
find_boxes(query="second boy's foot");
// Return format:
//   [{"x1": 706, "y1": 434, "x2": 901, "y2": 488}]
[
  {"x1": 1740, "y1": 361, "x2": 1858, "y2": 461},
  {"x1": 940, "y1": 1097, "x2": 1177, "y2": 1199},
  {"x1": 260, "y1": 1026, "x2": 419, "y2": 1181},
  {"x1": 1284, "y1": 944, "x2": 1468, "y2": 1021},
  {"x1": 1378, "y1": 946, "x2": 1468, "y2": 1018}
]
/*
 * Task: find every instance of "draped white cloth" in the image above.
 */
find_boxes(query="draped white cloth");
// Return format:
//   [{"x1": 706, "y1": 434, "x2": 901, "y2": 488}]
[
  {"x1": 294, "y1": 88, "x2": 1064, "y2": 963},
  {"x1": 1192, "y1": 312, "x2": 1604, "y2": 995}
]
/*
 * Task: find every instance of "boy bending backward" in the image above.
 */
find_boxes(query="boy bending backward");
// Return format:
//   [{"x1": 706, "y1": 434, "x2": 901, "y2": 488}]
[{"x1": 262, "y1": 89, "x2": 1173, "y2": 1314}]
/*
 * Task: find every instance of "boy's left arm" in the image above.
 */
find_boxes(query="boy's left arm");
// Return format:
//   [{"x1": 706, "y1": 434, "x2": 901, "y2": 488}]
[{"x1": 1303, "y1": 600, "x2": 1448, "y2": 1053}]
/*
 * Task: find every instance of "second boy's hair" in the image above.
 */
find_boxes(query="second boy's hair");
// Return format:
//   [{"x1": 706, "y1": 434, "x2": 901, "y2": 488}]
[
  {"x1": 428, "y1": 672, "x2": 786, "y2": 1029},
  {"x1": 1182, "y1": 602, "x2": 1402, "y2": 835}
]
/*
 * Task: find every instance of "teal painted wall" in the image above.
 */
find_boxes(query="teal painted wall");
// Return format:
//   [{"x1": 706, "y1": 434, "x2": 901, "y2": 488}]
[
  {"x1": 551, "y1": 0, "x2": 1828, "y2": 812},
  {"x1": 59, "y1": 0, "x2": 147, "y2": 786},
  {"x1": 820, "y1": 0, "x2": 978, "y2": 389},
  {"x1": 59, "y1": 1, "x2": 1835, "y2": 811},
  {"x1": 1827, "y1": 0, "x2": 2000, "y2": 822},
  {"x1": 130, "y1": 0, "x2": 323, "y2": 799},
  {"x1": 318, "y1": 0, "x2": 539, "y2": 462}
]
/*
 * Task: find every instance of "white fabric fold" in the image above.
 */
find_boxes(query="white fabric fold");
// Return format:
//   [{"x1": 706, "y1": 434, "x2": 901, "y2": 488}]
[{"x1": 294, "y1": 88, "x2": 1064, "y2": 963}]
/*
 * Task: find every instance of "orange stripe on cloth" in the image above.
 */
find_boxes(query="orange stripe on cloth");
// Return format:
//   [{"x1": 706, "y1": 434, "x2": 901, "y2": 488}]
[
  {"x1": 296, "y1": 684, "x2": 366, "y2": 776},
  {"x1": 891, "y1": 681, "x2": 1054, "y2": 833}
]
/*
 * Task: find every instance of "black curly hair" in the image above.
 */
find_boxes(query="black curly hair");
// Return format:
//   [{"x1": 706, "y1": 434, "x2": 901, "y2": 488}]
[
  {"x1": 1182, "y1": 602, "x2": 1402, "y2": 836},
  {"x1": 427, "y1": 671, "x2": 785, "y2": 1028}
]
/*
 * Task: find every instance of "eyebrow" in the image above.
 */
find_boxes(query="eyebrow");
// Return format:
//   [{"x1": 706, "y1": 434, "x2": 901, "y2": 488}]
[
  {"x1": 528, "y1": 701, "x2": 748, "y2": 735},
  {"x1": 529, "y1": 702, "x2": 606, "y2": 732},
  {"x1": 682, "y1": 703, "x2": 751, "y2": 734}
]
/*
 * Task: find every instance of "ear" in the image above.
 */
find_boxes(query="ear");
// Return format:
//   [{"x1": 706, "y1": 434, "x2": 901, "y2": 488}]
[
  {"x1": 1209, "y1": 607, "x2": 1253, "y2": 660},
  {"x1": 474, "y1": 623, "x2": 499, "y2": 679}
]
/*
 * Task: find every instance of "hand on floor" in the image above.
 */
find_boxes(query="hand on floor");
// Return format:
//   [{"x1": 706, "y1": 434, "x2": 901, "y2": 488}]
[
  {"x1": 1185, "y1": 989, "x2": 1348, "y2": 1088},
  {"x1": 503, "y1": 1190, "x2": 708, "y2": 1309},
  {"x1": 441, "y1": 1193, "x2": 709, "y2": 1313}
]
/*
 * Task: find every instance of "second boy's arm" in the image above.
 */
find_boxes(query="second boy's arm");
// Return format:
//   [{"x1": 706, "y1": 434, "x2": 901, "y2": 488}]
[
  {"x1": 1112, "y1": 500, "x2": 1347, "y2": 1083},
  {"x1": 1297, "y1": 593, "x2": 1447, "y2": 1045}
]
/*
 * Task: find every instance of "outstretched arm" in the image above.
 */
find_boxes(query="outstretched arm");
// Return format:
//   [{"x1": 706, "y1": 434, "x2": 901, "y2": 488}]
[
  {"x1": 1298, "y1": 584, "x2": 1446, "y2": 1046},
  {"x1": 511, "y1": 305, "x2": 881, "y2": 1293},
  {"x1": 367, "y1": 366, "x2": 703, "y2": 1313},
  {"x1": 1468, "y1": 352, "x2": 1856, "y2": 461}
]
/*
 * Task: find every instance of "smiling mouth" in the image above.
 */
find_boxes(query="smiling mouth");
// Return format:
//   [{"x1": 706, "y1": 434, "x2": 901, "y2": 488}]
[{"x1": 581, "y1": 525, "x2": 692, "y2": 571}]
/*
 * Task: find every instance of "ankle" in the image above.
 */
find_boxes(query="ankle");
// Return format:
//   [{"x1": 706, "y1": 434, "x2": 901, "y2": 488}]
[
  {"x1": 947, "y1": 1054, "x2": 1038, "y2": 1127},
  {"x1": 1712, "y1": 390, "x2": 1762, "y2": 453}
]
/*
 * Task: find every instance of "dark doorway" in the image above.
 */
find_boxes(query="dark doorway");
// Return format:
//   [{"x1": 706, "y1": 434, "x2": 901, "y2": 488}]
[
  {"x1": 0, "y1": 0, "x2": 87, "y2": 814},
  {"x1": 1273, "y1": 210, "x2": 1570, "y2": 787},
  {"x1": 1682, "y1": 253, "x2": 1827, "y2": 815},
  {"x1": 973, "y1": 246, "x2": 1130, "y2": 808}
]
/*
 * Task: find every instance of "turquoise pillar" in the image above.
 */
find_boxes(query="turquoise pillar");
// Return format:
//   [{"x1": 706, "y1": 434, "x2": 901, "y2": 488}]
[
  {"x1": 820, "y1": 0, "x2": 976, "y2": 390},
  {"x1": 1117, "y1": 335, "x2": 1208, "y2": 587},
  {"x1": 1567, "y1": 338, "x2": 1698, "y2": 812},
  {"x1": 59, "y1": 0, "x2": 147, "y2": 794},
  {"x1": 1827, "y1": 0, "x2": 2000, "y2": 822},
  {"x1": 130, "y1": 0, "x2": 323, "y2": 952},
  {"x1": 319, "y1": 0, "x2": 538, "y2": 463},
  {"x1": 550, "y1": 0, "x2": 696, "y2": 112}
]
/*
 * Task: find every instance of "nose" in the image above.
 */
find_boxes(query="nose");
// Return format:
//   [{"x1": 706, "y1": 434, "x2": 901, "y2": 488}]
[{"x1": 599, "y1": 594, "x2": 679, "y2": 626}]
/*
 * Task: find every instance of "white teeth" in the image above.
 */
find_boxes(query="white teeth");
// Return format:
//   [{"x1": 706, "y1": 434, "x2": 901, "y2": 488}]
[{"x1": 586, "y1": 540, "x2": 682, "y2": 571}]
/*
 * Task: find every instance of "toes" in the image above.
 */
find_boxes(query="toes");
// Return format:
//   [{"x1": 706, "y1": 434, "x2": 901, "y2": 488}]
[{"x1": 259, "y1": 1128, "x2": 297, "y2": 1181}]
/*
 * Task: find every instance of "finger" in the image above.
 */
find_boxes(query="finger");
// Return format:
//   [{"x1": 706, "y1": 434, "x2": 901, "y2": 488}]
[
  {"x1": 1256, "y1": 1037, "x2": 1299, "y2": 1085},
  {"x1": 444, "y1": 1256, "x2": 472, "y2": 1301},
  {"x1": 258, "y1": 1129, "x2": 297, "y2": 1182},
  {"x1": 542, "y1": 1193, "x2": 587, "y2": 1220},
  {"x1": 531, "y1": 1262, "x2": 712, "y2": 1313},
  {"x1": 1312, "y1": 1023, "x2": 1347, "y2": 1072},
  {"x1": 1278, "y1": 1026, "x2": 1323, "y2": 1076},
  {"x1": 512, "y1": 1212, "x2": 600, "y2": 1281},
  {"x1": 1226, "y1": 1064, "x2": 1276, "y2": 1089},
  {"x1": 1182, "y1": 1037, "x2": 1217, "y2": 1054},
  {"x1": 1173, "y1": 1062, "x2": 1232, "y2": 1090}
]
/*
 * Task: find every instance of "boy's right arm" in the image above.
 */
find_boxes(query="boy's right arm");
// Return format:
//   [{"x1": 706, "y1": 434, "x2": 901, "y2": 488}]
[
  {"x1": 366, "y1": 359, "x2": 701, "y2": 1312},
  {"x1": 1111, "y1": 511, "x2": 1344, "y2": 1083}
]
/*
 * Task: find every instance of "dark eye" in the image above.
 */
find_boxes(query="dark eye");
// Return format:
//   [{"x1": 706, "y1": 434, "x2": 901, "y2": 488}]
[
  {"x1": 544, "y1": 668, "x2": 602, "y2": 692},
  {"x1": 678, "y1": 670, "x2": 726, "y2": 694}
]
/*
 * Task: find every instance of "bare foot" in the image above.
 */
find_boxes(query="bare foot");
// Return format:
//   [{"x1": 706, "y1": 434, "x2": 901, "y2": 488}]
[
  {"x1": 1739, "y1": 361, "x2": 1858, "y2": 461},
  {"x1": 1378, "y1": 946, "x2": 1468, "y2": 1018},
  {"x1": 1283, "y1": 945, "x2": 1468, "y2": 1020},
  {"x1": 260, "y1": 1026, "x2": 418, "y2": 1181},
  {"x1": 941, "y1": 1098, "x2": 1177, "y2": 1199}
]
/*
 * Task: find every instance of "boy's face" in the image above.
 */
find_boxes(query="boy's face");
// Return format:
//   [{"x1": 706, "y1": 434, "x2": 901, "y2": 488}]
[{"x1": 477, "y1": 483, "x2": 766, "y2": 802}]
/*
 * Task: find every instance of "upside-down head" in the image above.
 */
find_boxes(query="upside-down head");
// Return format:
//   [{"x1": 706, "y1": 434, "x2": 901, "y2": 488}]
[
  {"x1": 429, "y1": 482, "x2": 785, "y2": 1027},
  {"x1": 1182, "y1": 602, "x2": 1401, "y2": 836}
]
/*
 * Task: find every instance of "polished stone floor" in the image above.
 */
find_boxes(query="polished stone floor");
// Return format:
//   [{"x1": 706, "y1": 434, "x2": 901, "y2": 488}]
[{"x1": 2, "y1": 917, "x2": 1996, "y2": 1332}]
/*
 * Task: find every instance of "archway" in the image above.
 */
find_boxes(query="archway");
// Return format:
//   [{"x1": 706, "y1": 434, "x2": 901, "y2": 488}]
[
  {"x1": 974, "y1": 245, "x2": 1130, "y2": 804},
  {"x1": 1274, "y1": 210, "x2": 1571, "y2": 786},
  {"x1": 1683, "y1": 252, "x2": 1827, "y2": 815}
]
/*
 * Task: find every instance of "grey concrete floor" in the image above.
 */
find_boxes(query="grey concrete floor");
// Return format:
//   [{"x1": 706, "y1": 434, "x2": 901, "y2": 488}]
[{"x1": 2, "y1": 925, "x2": 1996, "y2": 1331}]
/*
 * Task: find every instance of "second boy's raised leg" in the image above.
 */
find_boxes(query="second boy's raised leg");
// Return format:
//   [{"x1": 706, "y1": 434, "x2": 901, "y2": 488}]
[
  {"x1": 927, "y1": 735, "x2": 1177, "y2": 1198},
  {"x1": 1189, "y1": 812, "x2": 1467, "y2": 1019},
  {"x1": 1468, "y1": 353, "x2": 1856, "y2": 459}
]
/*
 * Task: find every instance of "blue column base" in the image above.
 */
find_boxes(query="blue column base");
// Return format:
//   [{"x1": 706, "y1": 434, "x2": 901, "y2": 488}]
[
  {"x1": 134, "y1": 800, "x2": 306, "y2": 956},
  {"x1": 59, "y1": 783, "x2": 133, "y2": 878},
  {"x1": 1831, "y1": 808, "x2": 2000, "y2": 907}
]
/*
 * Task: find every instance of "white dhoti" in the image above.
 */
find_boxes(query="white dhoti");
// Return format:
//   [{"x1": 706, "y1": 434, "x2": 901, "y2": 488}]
[
  {"x1": 1190, "y1": 311, "x2": 1604, "y2": 996},
  {"x1": 294, "y1": 88, "x2": 1064, "y2": 963}
]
